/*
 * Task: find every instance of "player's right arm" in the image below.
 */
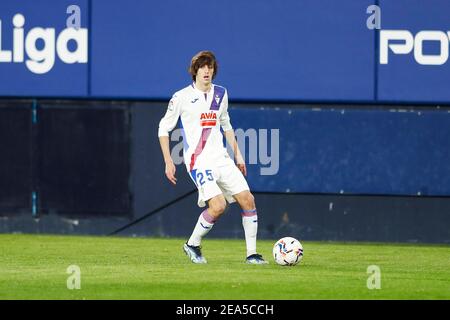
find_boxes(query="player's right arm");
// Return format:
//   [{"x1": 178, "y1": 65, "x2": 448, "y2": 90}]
[{"x1": 158, "y1": 94, "x2": 181, "y2": 185}]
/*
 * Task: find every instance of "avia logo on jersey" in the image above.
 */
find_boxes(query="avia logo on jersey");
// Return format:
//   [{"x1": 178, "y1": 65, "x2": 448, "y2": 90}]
[
  {"x1": 0, "y1": 14, "x2": 88, "y2": 74},
  {"x1": 381, "y1": 30, "x2": 450, "y2": 65},
  {"x1": 200, "y1": 112, "x2": 217, "y2": 127}
]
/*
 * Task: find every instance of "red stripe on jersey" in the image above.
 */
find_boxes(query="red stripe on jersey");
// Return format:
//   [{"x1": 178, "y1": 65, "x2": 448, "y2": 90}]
[{"x1": 189, "y1": 128, "x2": 212, "y2": 171}]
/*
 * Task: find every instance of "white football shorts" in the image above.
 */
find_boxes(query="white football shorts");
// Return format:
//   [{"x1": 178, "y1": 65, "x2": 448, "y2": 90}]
[{"x1": 189, "y1": 159, "x2": 250, "y2": 207}]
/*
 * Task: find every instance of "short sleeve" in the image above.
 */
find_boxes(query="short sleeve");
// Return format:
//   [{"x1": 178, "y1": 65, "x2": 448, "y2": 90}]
[
  {"x1": 158, "y1": 94, "x2": 181, "y2": 137},
  {"x1": 219, "y1": 90, "x2": 233, "y2": 132}
]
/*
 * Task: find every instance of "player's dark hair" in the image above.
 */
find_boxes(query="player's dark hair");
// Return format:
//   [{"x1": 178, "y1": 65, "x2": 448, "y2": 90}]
[{"x1": 189, "y1": 51, "x2": 218, "y2": 81}]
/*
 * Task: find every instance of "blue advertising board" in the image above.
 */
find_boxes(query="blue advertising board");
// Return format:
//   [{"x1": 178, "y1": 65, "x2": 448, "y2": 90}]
[
  {"x1": 1, "y1": 0, "x2": 450, "y2": 103},
  {"x1": 377, "y1": 0, "x2": 450, "y2": 103},
  {"x1": 90, "y1": 0, "x2": 375, "y2": 101},
  {"x1": 230, "y1": 106, "x2": 450, "y2": 196},
  {"x1": 0, "y1": 0, "x2": 374, "y2": 101},
  {"x1": 0, "y1": 1, "x2": 88, "y2": 97}
]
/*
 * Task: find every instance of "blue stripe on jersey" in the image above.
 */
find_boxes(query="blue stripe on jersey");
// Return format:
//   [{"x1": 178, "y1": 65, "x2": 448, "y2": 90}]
[
  {"x1": 210, "y1": 86, "x2": 225, "y2": 111},
  {"x1": 190, "y1": 169, "x2": 197, "y2": 186}
]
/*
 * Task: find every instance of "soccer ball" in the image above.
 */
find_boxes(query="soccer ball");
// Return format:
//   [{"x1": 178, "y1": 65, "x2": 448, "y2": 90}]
[{"x1": 273, "y1": 237, "x2": 304, "y2": 266}]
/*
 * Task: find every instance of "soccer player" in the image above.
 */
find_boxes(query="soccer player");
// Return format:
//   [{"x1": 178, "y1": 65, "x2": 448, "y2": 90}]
[{"x1": 158, "y1": 51, "x2": 267, "y2": 264}]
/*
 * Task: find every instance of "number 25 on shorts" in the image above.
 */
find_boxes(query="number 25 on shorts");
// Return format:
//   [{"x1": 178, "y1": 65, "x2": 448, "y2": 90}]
[{"x1": 196, "y1": 169, "x2": 214, "y2": 186}]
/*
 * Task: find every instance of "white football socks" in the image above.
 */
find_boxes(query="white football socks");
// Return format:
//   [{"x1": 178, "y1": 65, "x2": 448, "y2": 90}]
[
  {"x1": 242, "y1": 209, "x2": 258, "y2": 257},
  {"x1": 187, "y1": 209, "x2": 216, "y2": 247}
]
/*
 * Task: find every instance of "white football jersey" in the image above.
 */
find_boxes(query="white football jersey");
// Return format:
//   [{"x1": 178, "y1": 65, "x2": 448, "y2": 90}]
[{"x1": 158, "y1": 83, "x2": 233, "y2": 172}]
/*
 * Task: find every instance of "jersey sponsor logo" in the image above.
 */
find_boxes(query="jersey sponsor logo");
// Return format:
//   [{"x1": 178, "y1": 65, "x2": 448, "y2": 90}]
[
  {"x1": 380, "y1": 30, "x2": 450, "y2": 65},
  {"x1": 200, "y1": 111, "x2": 217, "y2": 127},
  {"x1": 200, "y1": 112, "x2": 217, "y2": 120},
  {"x1": 190, "y1": 98, "x2": 199, "y2": 104}
]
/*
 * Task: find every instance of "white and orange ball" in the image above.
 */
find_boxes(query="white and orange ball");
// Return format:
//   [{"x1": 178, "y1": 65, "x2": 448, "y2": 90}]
[{"x1": 273, "y1": 237, "x2": 304, "y2": 266}]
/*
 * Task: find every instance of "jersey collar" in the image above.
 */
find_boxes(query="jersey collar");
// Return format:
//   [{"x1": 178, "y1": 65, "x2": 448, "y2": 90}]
[{"x1": 192, "y1": 82, "x2": 214, "y2": 95}]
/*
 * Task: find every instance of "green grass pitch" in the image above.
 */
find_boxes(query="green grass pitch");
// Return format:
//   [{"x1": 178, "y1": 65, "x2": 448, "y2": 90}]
[{"x1": 0, "y1": 234, "x2": 449, "y2": 299}]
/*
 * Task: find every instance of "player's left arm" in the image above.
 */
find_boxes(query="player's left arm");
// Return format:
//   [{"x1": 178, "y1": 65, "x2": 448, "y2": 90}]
[{"x1": 220, "y1": 90, "x2": 247, "y2": 176}]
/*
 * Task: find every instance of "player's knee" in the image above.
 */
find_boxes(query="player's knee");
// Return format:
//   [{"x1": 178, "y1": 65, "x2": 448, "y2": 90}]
[
  {"x1": 214, "y1": 202, "x2": 227, "y2": 215},
  {"x1": 243, "y1": 192, "x2": 255, "y2": 210},
  {"x1": 209, "y1": 198, "x2": 227, "y2": 217}
]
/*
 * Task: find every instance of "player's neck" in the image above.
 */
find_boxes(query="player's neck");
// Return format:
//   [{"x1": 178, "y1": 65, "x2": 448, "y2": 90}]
[{"x1": 194, "y1": 81, "x2": 212, "y2": 93}]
